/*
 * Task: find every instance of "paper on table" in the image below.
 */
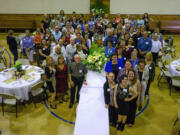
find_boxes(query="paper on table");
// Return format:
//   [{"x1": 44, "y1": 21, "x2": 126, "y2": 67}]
[
  {"x1": 3, "y1": 77, "x2": 16, "y2": 84},
  {"x1": 25, "y1": 67, "x2": 36, "y2": 74}
]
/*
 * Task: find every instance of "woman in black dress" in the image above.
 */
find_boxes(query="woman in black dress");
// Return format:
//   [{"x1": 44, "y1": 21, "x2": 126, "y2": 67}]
[
  {"x1": 114, "y1": 75, "x2": 137, "y2": 131},
  {"x1": 41, "y1": 14, "x2": 50, "y2": 34},
  {"x1": 45, "y1": 56, "x2": 56, "y2": 109},
  {"x1": 39, "y1": 39, "x2": 51, "y2": 66}
]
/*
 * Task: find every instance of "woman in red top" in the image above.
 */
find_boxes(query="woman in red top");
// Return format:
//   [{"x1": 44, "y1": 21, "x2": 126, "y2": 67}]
[{"x1": 55, "y1": 55, "x2": 68, "y2": 103}]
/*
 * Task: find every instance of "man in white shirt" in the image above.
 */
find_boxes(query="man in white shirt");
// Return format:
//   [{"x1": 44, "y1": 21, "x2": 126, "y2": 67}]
[
  {"x1": 50, "y1": 46, "x2": 63, "y2": 64},
  {"x1": 53, "y1": 39, "x2": 66, "y2": 57},
  {"x1": 151, "y1": 33, "x2": 162, "y2": 65}
]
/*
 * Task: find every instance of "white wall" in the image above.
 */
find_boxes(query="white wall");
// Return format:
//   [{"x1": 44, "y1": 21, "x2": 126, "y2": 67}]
[
  {"x1": 0, "y1": 0, "x2": 90, "y2": 14},
  {"x1": 110, "y1": 0, "x2": 180, "y2": 14}
]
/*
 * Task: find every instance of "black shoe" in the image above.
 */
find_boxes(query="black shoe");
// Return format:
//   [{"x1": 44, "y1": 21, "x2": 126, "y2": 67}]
[
  {"x1": 138, "y1": 105, "x2": 142, "y2": 111},
  {"x1": 117, "y1": 122, "x2": 122, "y2": 130},
  {"x1": 110, "y1": 122, "x2": 116, "y2": 127},
  {"x1": 59, "y1": 100, "x2": 63, "y2": 104},
  {"x1": 50, "y1": 104, "x2": 57, "y2": 109},
  {"x1": 120, "y1": 123, "x2": 125, "y2": 131},
  {"x1": 55, "y1": 96, "x2": 58, "y2": 100},
  {"x1": 69, "y1": 103, "x2": 73, "y2": 108}
]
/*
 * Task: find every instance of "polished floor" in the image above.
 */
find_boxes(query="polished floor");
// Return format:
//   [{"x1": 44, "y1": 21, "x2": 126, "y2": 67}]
[{"x1": 0, "y1": 34, "x2": 180, "y2": 135}]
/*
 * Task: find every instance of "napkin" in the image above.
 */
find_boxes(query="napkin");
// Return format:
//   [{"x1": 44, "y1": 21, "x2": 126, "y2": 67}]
[
  {"x1": 3, "y1": 77, "x2": 16, "y2": 84},
  {"x1": 25, "y1": 67, "x2": 36, "y2": 74}
]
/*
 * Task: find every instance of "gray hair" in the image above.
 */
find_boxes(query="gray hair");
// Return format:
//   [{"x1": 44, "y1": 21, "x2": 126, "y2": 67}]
[{"x1": 131, "y1": 51, "x2": 137, "y2": 57}]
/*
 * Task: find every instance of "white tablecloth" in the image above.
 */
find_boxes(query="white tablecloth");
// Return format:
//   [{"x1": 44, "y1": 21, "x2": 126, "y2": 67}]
[
  {"x1": 169, "y1": 59, "x2": 180, "y2": 76},
  {"x1": 74, "y1": 71, "x2": 109, "y2": 135},
  {"x1": 0, "y1": 65, "x2": 44, "y2": 101}
]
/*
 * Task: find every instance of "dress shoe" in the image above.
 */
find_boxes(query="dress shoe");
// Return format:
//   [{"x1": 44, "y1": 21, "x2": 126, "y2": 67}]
[{"x1": 69, "y1": 103, "x2": 73, "y2": 108}]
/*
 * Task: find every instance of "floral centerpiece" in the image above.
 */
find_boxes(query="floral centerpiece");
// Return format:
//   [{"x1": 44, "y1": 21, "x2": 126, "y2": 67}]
[
  {"x1": 14, "y1": 61, "x2": 25, "y2": 79},
  {"x1": 91, "y1": 8, "x2": 105, "y2": 17},
  {"x1": 90, "y1": 0, "x2": 109, "y2": 18},
  {"x1": 83, "y1": 43, "x2": 109, "y2": 72}
]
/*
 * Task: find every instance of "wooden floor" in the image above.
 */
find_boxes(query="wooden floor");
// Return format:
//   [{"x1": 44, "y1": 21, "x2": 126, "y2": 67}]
[{"x1": 0, "y1": 34, "x2": 180, "y2": 135}]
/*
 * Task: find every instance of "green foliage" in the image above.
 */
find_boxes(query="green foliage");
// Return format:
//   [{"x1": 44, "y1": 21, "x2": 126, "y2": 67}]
[
  {"x1": 90, "y1": 0, "x2": 109, "y2": 13},
  {"x1": 14, "y1": 61, "x2": 22, "y2": 72}
]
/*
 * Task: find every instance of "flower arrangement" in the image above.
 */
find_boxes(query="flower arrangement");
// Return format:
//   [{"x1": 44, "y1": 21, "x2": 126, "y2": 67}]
[
  {"x1": 83, "y1": 43, "x2": 109, "y2": 72},
  {"x1": 91, "y1": 8, "x2": 105, "y2": 16},
  {"x1": 90, "y1": 0, "x2": 109, "y2": 16},
  {"x1": 14, "y1": 61, "x2": 24, "y2": 79}
]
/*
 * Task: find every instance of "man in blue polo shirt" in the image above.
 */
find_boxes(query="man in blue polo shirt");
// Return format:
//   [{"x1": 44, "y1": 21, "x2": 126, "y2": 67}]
[
  {"x1": 52, "y1": 25, "x2": 62, "y2": 42},
  {"x1": 137, "y1": 31, "x2": 152, "y2": 58},
  {"x1": 103, "y1": 30, "x2": 118, "y2": 47}
]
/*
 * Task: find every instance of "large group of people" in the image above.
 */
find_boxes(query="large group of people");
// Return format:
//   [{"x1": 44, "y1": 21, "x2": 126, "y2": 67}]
[{"x1": 6, "y1": 10, "x2": 163, "y2": 131}]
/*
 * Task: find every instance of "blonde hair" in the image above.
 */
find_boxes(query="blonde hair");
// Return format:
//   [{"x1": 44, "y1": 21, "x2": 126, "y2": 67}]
[
  {"x1": 76, "y1": 44, "x2": 82, "y2": 50},
  {"x1": 46, "y1": 56, "x2": 53, "y2": 66},
  {"x1": 145, "y1": 52, "x2": 153, "y2": 62},
  {"x1": 57, "y1": 55, "x2": 65, "y2": 65}
]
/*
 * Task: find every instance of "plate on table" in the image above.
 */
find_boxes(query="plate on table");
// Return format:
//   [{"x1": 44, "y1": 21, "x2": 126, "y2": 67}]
[
  {"x1": 22, "y1": 75, "x2": 31, "y2": 81},
  {"x1": 27, "y1": 77, "x2": 35, "y2": 82},
  {"x1": 37, "y1": 69, "x2": 44, "y2": 73}
]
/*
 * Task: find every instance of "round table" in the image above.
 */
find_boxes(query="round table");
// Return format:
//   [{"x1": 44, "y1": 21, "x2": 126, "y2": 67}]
[
  {"x1": 0, "y1": 65, "x2": 44, "y2": 101},
  {"x1": 169, "y1": 59, "x2": 180, "y2": 76}
]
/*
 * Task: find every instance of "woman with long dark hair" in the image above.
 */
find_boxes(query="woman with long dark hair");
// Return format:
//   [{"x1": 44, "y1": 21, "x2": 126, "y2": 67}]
[
  {"x1": 126, "y1": 69, "x2": 141, "y2": 127},
  {"x1": 114, "y1": 75, "x2": 137, "y2": 131}
]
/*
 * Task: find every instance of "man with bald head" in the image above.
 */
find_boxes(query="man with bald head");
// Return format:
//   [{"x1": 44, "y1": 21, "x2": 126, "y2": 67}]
[
  {"x1": 50, "y1": 45, "x2": 62, "y2": 64},
  {"x1": 137, "y1": 31, "x2": 152, "y2": 58},
  {"x1": 52, "y1": 25, "x2": 62, "y2": 42},
  {"x1": 68, "y1": 54, "x2": 88, "y2": 108},
  {"x1": 103, "y1": 29, "x2": 118, "y2": 47}
]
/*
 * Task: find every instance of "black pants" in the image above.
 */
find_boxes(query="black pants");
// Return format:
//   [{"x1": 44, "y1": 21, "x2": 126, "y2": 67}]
[
  {"x1": 152, "y1": 52, "x2": 158, "y2": 65},
  {"x1": 109, "y1": 105, "x2": 118, "y2": 125},
  {"x1": 126, "y1": 97, "x2": 137, "y2": 125},
  {"x1": 70, "y1": 76, "x2": 84, "y2": 104},
  {"x1": 145, "y1": 79, "x2": 151, "y2": 95},
  {"x1": 34, "y1": 45, "x2": 40, "y2": 66},
  {"x1": 10, "y1": 48, "x2": 18, "y2": 64}
]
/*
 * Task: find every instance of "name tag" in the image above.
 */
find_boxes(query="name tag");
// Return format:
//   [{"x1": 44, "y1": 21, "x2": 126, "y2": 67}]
[
  {"x1": 145, "y1": 42, "x2": 149, "y2": 45},
  {"x1": 107, "y1": 88, "x2": 111, "y2": 92},
  {"x1": 79, "y1": 70, "x2": 82, "y2": 73},
  {"x1": 119, "y1": 67, "x2": 122, "y2": 70},
  {"x1": 123, "y1": 89, "x2": 127, "y2": 93}
]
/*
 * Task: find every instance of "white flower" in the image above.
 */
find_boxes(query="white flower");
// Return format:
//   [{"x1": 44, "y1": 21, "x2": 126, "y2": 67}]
[{"x1": 98, "y1": 61, "x2": 102, "y2": 65}]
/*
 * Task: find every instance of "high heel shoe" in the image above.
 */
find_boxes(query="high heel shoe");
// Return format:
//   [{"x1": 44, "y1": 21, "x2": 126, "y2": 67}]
[
  {"x1": 50, "y1": 103, "x2": 57, "y2": 109},
  {"x1": 117, "y1": 122, "x2": 122, "y2": 130}
]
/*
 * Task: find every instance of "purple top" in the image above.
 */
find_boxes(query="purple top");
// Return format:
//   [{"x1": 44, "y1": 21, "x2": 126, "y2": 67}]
[{"x1": 22, "y1": 36, "x2": 34, "y2": 48}]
